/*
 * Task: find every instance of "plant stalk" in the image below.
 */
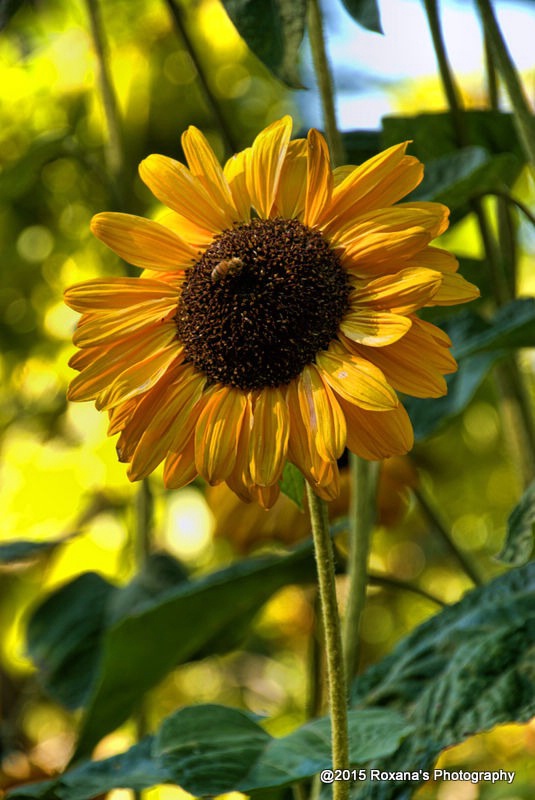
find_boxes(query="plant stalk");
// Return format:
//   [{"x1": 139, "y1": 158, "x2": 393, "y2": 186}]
[
  {"x1": 132, "y1": 478, "x2": 154, "y2": 800},
  {"x1": 306, "y1": 484, "x2": 349, "y2": 800},
  {"x1": 414, "y1": 487, "x2": 483, "y2": 586},
  {"x1": 164, "y1": 0, "x2": 238, "y2": 155},
  {"x1": 307, "y1": 0, "x2": 345, "y2": 166},
  {"x1": 84, "y1": 0, "x2": 126, "y2": 204},
  {"x1": 476, "y1": 0, "x2": 535, "y2": 171},
  {"x1": 342, "y1": 455, "x2": 379, "y2": 680}
]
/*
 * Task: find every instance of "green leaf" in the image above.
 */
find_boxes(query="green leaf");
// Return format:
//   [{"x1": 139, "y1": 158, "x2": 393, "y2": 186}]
[
  {"x1": 280, "y1": 462, "x2": 305, "y2": 509},
  {"x1": 382, "y1": 110, "x2": 523, "y2": 161},
  {"x1": 453, "y1": 298, "x2": 535, "y2": 359},
  {"x1": 6, "y1": 737, "x2": 170, "y2": 800},
  {"x1": 7, "y1": 705, "x2": 410, "y2": 799},
  {"x1": 73, "y1": 543, "x2": 317, "y2": 758},
  {"x1": 221, "y1": 0, "x2": 307, "y2": 88},
  {"x1": 239, "y1": 709, "x2": 410, "y2": 791},
  {"x1": 342, "y1": 129, "x2": 382, "y2": 165},
  {"x1": 156, "y1": 705, "x2": 271, "y2": 796},
  {"x1": 351, "y1": 563, "x2": 535, "y2": 798},
  {"x1": 411, "y1": 147, "x2": 520, "y2": 211},
  {"x1": 339, "y1": 0, "x2": 383, "y2": 33},
  {"x1": 0, "y1": 538, "x2": 67, "y2": 564},
  {"x1": 497, "y1": 481, "x2": 535, "y2": 566},
  {"x1": 27, "y1": 573, "x2": 116, "y2": 710}
]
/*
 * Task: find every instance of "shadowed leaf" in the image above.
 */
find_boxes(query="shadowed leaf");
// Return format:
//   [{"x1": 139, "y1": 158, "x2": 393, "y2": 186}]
[{"x1": 497, "y1": 481, "x2": 535, "y2": 566}]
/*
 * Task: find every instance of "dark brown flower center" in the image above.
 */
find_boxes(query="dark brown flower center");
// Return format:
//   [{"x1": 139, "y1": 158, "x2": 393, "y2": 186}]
[{"x1": 175, "y1": 217, "x2": 350, "y2": 390}]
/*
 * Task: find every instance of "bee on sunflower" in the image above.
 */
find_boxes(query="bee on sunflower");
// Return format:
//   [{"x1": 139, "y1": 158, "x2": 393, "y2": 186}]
[{"x1": 64, "y1": 117, "x2": 478, "y2": 508}]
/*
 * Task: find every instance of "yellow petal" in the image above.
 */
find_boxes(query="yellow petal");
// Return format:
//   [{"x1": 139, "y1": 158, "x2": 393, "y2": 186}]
[
  {"x1": 90, "y1": 213, "x2": 197, "y2": 271},
  {"x1": 297, "y1": 365, "x2": 346, "y2": 461},
  {"x1": 139, "y1": 154, "x2": 232, "y2": 232},
  {"x1": 223, "y1": 148, "x2": 252, "y2": 221},
  {"x1": 250, "y1": 483, "x2": 281, "y2": 509},
  {"x1": 316, "y1": 343, "x2": 398, "y2": 410},
  {"x1": 127, "y1": 367, "x2": 205, "y2": 480},
  {"x1": 164, "y1": 435, "x2": 198, "y2": 489},
  {"x1": 249, "y1": 388, "x2": 289, "y2": 486},
  {"x1": 273, "y1": 139, "x2": 307, "y2": 219},
  {"x1": 396, "y1": 202, "x2": 450, "y2": 237},
  {"x1": 339, "y1": 397, "x2": 414, "y2": 460},
  {"x1": 246, "y1": 116, "x2": 292, "y2": 218},
  {"x1": 341, "y1": 310, "x2": 412, "y2": 346},
  {"x1": 407, "y1": 245, "x2": 459, "y2": 273},
  {"x1": 350, "y1": 267, "x2": 442, "y2": 314},
  {"x1": 426, "y1": 271, "x2": 480, "y2": 305},
  {"x1": 65, "y1": 277, "x2": 179, "y2": 312},
  {"x1": 304, "y1": 129, "x2": 332, "y2": 227},
  {"x1": 181, "y1": 126, "x2": 238, "y2": 219},
  {"x1": 287, "y1": 378, "x2": 332, "y2": 484},
  {"x1": 195, "y1": 387, "x2": 247, "y2": 484},
  {"x1": 95, "y1": 344, "x2": 181, "y2": 411},
  {"x1": 67, "y1": 323, "x2": 177, "y2": 402},
  {"x1": 72, "y1": 300, "x2": 177, "y2": 347},
  {"x1": 341, "y1": 316, "x2": 456, "y2": 398},
  {"x1": 320, "y1": 143, "x2": 423, "y2": 227}
]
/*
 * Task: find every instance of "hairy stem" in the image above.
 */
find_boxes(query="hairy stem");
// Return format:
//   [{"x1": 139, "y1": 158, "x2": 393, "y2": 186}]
[
  {"x1": 307, "y1": 0, "x2": 345, "y2": 166},
  {"x1": 342, "y1": 455, "x2": 379, "y2": 680},
  {"x1": 132, "y1": 478, "x2": 154, "y2": 800},
  {"x1": 306, "y1": 484, "x2": 349, "y2": 800}
]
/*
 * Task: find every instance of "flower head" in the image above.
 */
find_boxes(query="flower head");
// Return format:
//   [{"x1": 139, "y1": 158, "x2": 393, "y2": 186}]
[{"x1": 65, "y1": 117, "x2": 478, "y2": 508}]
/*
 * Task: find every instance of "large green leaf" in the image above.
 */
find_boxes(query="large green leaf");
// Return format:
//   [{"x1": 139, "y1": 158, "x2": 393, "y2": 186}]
[
  {"x1": 411, "y1": 146, "x2": 520, "y2": 211},
  {"x1": 453, "y1": 298, "x2": 535, "y2": 359},
  {"x1": 73, "y1": 543, "x2": 318, "y2": 758},
  {"x1": 27, "y1": 573, "x2": 115, "y2": 710},
  {"x1": 342, "y1": 129, "x2": 382, "y2": 165},
  {"x1": 0, "y1": 0, "x2": 27, "y2": 31},
  {"x1": 381, "y1": 111, "x2": 523, "y2": 161},
  {"x1": 7, "y1": 706, "x2": 410, "y2": 799},
  {"x1": 221, "y1": 0, "x2": 307, "y2": 87},
  {"x1": 339, "y1": 0, "x2": 383, "y2": 33},
  {"x1": 351, "y1": 563, "x2": 535, "y2": 799},
  {"x1": 497, "y1": 481, "x2": 535, "y2": 567}
]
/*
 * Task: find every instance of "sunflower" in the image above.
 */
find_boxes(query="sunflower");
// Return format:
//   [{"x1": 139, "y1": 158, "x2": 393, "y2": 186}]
[{"x1": 65, "y1": 117, "x2": 478, "y2": 508}]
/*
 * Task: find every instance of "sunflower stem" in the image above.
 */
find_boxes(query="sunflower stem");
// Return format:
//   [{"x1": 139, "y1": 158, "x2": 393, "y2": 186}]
[
  {"x1": 307, "y1": 0, "x2": 345, "y2": 166},
  {"x1": 342, "y1": 455, "x2": 379, "y2": 680},
  {"x1": 306, "y1": 483, "x2": 349, "y2": 800},
  {"x1": 163, "y1": 0, "x2": 238, "y2": 155},
  {"x1": 414, "y1": 487, "x2": 484, "y2": 586},
  {"x1": 132, "y1": 478, "x2": 154, "y2": 800},
  {"x1": 84, "y1": 0, "x2": 126, "y2": 205},
  {"x1": 475, "y1": 0, "x2": 535, "y2": 172}
]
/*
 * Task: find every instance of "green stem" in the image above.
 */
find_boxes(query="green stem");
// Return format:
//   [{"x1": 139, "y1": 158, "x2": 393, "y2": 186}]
[
  {"x1": 163, "y1": 0, "x2": 238, "y2": 155},
  {"x1": 132, "y1": 478, "x2": 153, "y2": 800},
  {"x1": 484, "y1": 33, "x2": 499, "y2": 109},
  {"x1": 342, "y1": 455, "x2": 379, "y2": 680},
  {"x1": 422, "y1": 0, "x2": 466, "y2": 145},
  {"x1": 475, "y1": 0, "x2": 535, "y2": 171},
  {"x1": 306, "y1": 484, "x2": 349, "y2": 800},
  {"x1": 476, "y1": 190, "x2": 535, "y2": 229},
  {"x1": 414, "y1": 487, "x2": 484, "y2": 586},
  {"x1": 84, "y1": 0, "x2": 126, "y2": 204},
  {"x1": 307, "y1": 0, "x2": 345, "y2": 166},
  {"x1": 369, "y1": 573, "x2": 446, "y2": 607}
]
